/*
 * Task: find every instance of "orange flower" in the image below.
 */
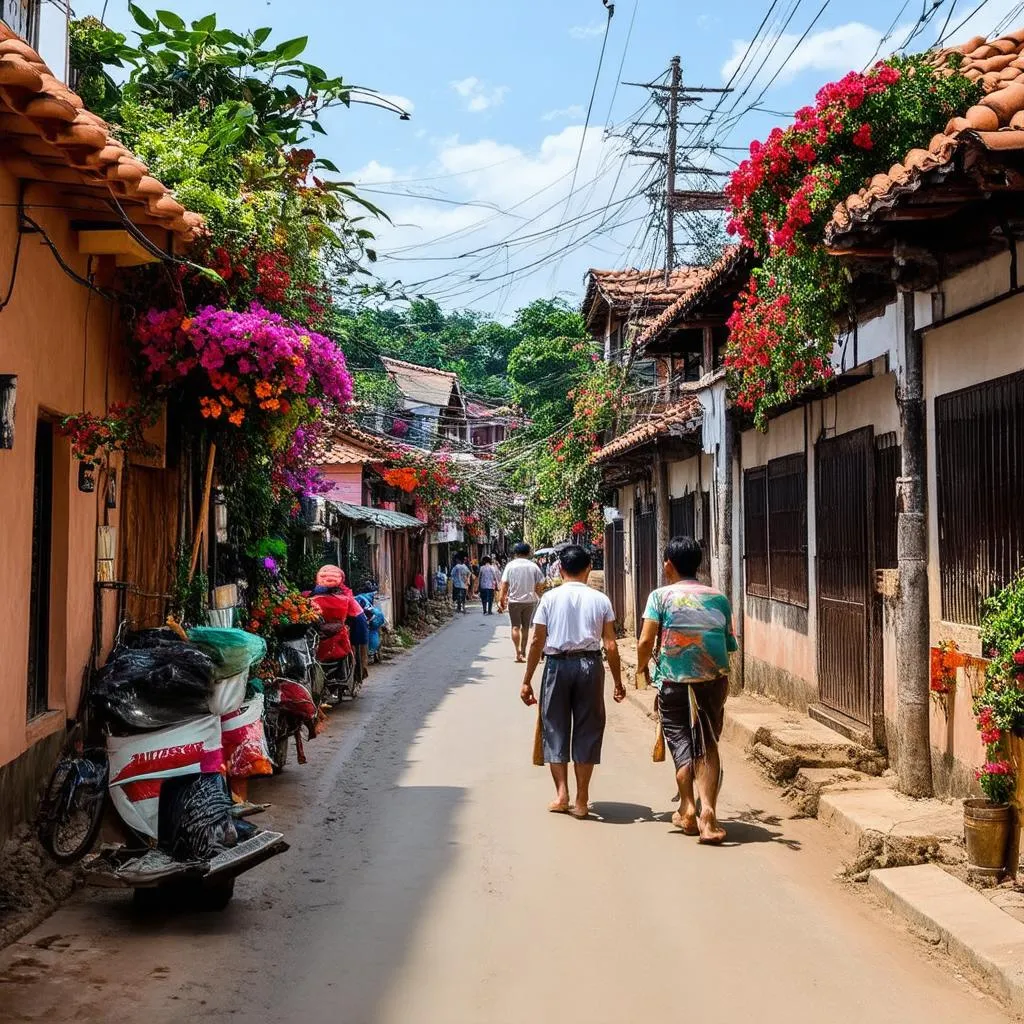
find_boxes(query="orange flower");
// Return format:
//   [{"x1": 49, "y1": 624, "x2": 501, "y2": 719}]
[
  {"x1": 255, "y1": 380, "x2": 273, "y2": 399},
  {"x1": 234, "y1": 385, "x2": 250, "y2": 405},
  {"x1": 260, "y1": 398, "x2": 281, "y2": 412},
  {"x1": 229, "y1": 409, "x2": 245, "y2": 426},
  {"x1": 208, "y1": 400, "x2": 222, "y2": 419},
  {"x1": 180, "y1": 317, "x2": 193, "y2": 332}
]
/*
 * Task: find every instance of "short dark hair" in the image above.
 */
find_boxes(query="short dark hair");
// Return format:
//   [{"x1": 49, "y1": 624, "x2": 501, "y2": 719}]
[
  {"x1": 665, "y1": 536, "x2": 702, "y2": 578},
  {"x1": 559, "y1": 544, "x2": 591, "y2": 576},
  {"x1": 481, "y1": 556, "x2": 491, "y2": 565},
  {"x1": 513, "y1": 542, "x2": 531, "y2": 557}
]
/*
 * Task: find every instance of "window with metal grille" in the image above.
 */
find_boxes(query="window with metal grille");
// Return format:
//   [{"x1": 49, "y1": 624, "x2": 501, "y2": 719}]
[
  {"x1": 936, "y1": 370, "x2": 1024, "y2": 626},
  {"x1": 2, "y1": 0, "x2": 39, "y2": 45},
  {"x1": 874, "y1": 432, "x2": 900, "y2": 570},
  {"x1": 743, "y1": 467, "x2": 769, "y2": 598},
  {"x1": 767, "y1": 454, "x2": 808, "y2": 606},
  {"x1": 669, "y1": 492, "x2": 711, "y2": 584},
  {"x1": 744, "y1": 456, "x2": 808, "y2": 606}
]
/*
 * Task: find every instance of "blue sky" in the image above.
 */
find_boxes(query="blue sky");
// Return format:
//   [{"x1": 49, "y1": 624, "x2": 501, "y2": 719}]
[{"x1": 83, "y1": 0, "x2": 1024, "y2": 318}]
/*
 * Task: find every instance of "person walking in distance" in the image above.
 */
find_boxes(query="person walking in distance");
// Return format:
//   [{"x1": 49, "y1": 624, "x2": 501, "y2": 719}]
[
  {"x1": 450, "y1": 555, "x2": 472, "y2": 614},
  {"x1": 636, "y1": 537, "x2": 736, "y2": 845},
  {"x1": 498, "y1": 542, "x2": 545, "y2": 662},
  {"x1": 477, "y1": 556, "x2": 500, "y2": 615},
  {"x1": 521, "y1": 545, "x2": 626, "y2": 819}
]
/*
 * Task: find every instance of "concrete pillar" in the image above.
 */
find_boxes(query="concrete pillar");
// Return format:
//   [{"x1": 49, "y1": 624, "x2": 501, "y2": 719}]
[{"x1": 895, "y1": 291, "x2": 933, "y2": 797}]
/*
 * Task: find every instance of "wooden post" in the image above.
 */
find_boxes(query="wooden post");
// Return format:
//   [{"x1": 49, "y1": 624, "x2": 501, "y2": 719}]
[
  {"x1": 188, "y1": 441, "x2": 217, "y2": 583},
  {"x1": 1007, "y1": 733, "x2": 1024, "y2": 878}
]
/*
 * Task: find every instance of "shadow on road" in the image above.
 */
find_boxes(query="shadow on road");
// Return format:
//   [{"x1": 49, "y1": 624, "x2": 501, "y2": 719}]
[{"x1": 589, "y1": 801, "x2": 659, "y2": 824}]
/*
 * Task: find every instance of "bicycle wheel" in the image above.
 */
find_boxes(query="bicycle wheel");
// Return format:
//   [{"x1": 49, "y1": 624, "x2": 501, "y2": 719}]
[{"x1": 39, "y1": 757, "x2": 107, "y2": 864}]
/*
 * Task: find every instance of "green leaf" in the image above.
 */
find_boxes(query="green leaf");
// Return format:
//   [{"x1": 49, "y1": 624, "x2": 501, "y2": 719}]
[
  {"x1": 310, "y1": 120, "x2": 326, "y2": 135},
  {"x1": 128, "y1": 3, "x2": 157, "y2": 30},
  {"x1": 314, "y1": 157, "x2": 340, "y2": 173},
  {"x1": 253, "y1": 26, "x2": 272, "y2": 46},
  {"x1": 274, "y1": 36, "x2": 308, "y2": 61},
  {"x1": 191, "y1": 13, "x2": 216, "y2": 31},
  {"x1": 155, "y1": 9, "x2": 186, "y2": 30}
]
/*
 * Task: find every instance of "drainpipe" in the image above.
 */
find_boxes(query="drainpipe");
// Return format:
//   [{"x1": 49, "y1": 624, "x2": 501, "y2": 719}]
[
  {"x1": 654, "y1": 443, "x2": 670, "y2": 585},
  {"x1": 895, "y1": 290, "x2": 933, "y2": 797}
]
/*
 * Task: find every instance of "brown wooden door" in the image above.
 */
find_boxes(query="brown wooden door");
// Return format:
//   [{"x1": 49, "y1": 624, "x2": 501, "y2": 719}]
[
  {"x1": 633, "y1": 499, "x2": 657, "y2": 637},
  {"x1": 604, "y1": 518, "x2": 625, "y2": 628},
  {"x1": 123, "y1": 465, "x2": 181, "y2": 628},
  {"x1": 815, "y1": 427, "x2": 874, "y2": 726}
]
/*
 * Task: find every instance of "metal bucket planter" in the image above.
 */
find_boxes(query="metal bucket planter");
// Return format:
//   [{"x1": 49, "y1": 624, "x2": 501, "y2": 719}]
[{"x1": 964, "y1": 799, "x2": 1012, "y2": 877}]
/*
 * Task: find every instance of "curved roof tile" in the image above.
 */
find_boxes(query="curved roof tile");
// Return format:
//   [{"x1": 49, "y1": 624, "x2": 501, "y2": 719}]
[
  {"x1": 0, "y1": 24, "x2": 200, "y2": 242},
  {"x1": 827, "y1": 26, "x2": 1024, "y2": 242}
]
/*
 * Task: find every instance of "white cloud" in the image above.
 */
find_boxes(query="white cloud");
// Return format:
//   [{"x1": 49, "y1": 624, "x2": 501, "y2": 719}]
[
  {"x1": 377, "y1": 92, "x2": 414, "y2": 116},
  {"x1": 358, "y1": 125, "x2": 649, "y2": 314},
  {"x1": 451, "y1": 76, "x2": 509, "y2": 113},
  {"x1": 570, "y1": 21, "x2": 605, "y2": 40},
  {"x1": 721, "y1": 21, "x2": 915, "y2": 84},
  {"x1": 351, "y1": 159, "x2": 398, "y2": 185},
  {"x1": 542, "y1": 104, "x2": 586, "y2": 122}
]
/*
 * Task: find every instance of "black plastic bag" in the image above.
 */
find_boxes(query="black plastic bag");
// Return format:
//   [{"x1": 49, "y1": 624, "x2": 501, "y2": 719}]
[
  {"x1": 92, "y1": 642, "x2": 215, "y2": 731},
  {"x1": 157, "y1": 774, "x2": 237, "y2": 861}
]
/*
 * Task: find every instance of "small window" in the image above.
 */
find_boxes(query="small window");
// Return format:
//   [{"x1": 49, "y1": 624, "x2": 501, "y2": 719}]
[
  {"x1": 743, "y1": 467, "x2": 769, "y2": 598},
  {"x1": 744, "y1": 454, "x2": 808, "y2": 607},
  {"x1": 2, "y1": 0, "x2": 40, "y2": 46},
  {"x1": 936, "y1": 370, "x2": 1024, "y2": 625}
]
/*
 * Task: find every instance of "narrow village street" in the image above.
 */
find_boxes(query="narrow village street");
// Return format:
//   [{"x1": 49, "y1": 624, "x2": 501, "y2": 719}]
[{"x1": 0, "y1": 612, "x2": 1011, "y2": 1024}]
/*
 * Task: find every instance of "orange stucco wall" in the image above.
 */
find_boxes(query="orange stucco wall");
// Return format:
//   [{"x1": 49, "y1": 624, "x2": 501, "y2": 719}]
[{"x1": 0, "y1": 171, "x2": 133, "y2": 769}]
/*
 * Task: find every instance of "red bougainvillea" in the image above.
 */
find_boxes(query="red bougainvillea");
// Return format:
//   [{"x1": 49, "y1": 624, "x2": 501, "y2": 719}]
[{"x1": 724, "y1": 56, "x2": 979, "y2": 428}]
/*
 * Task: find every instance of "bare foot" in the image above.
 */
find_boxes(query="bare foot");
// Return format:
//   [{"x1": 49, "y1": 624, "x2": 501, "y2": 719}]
[
  {"x1": 671, "y1": 810, "x2": 699, "y2": 835},
  {"x1": 570, "y1": 803, "x2": 590, "y2": 820},
  {"x1": 697, "y1": 809, "x2": 727, "y2": 845},
  {"x1": 515, "y1": 654, "x2": 526, "y2": 663},
  {"x1": 548, "y1": 799, "x2": 569, "y2": 813}
]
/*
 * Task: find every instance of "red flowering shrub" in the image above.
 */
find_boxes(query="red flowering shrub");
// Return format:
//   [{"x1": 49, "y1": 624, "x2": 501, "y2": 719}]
[{"x1": 725, "y1": 55, "x2": 979, "y2": 428}]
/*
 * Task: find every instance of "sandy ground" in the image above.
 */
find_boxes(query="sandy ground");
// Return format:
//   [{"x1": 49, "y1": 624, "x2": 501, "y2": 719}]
[{"x1": 0, "y1": 610, "x2": 1015, "y2": 1024}]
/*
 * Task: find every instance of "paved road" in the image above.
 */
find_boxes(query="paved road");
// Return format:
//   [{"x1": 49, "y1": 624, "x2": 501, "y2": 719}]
[{"x1": 0, "y1": 611, "x2": 1012, "y2": 1024}]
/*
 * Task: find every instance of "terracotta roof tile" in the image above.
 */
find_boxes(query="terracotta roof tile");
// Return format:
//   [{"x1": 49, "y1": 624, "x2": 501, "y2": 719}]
[
  {"x1": 316, "y1": 420, "x2": 397, "y2": 465},
  {"x1": 0, "y1": 24, "x2": 200, "y2": 241},
  {"x1": 591, "y1": 396, "x2": 702, "y2": 464},
  {"x1": 582, "y1": 267, "x2": 708, "y2": 327},
  {"x1": 827, "y1": 26, "x2": 1024, "y2": 242},
  {"x1": 635, "y1": 247, "x2": 750, "y2": 350}
]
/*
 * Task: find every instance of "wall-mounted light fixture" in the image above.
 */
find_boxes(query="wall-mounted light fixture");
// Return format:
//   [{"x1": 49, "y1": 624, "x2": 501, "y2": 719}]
[
  {"x1": 78, "y1": 460, "x2": 96, "y2": 492},
  {"x1": 213, "y1": 485, "x2": 228, "y2": 543},
  {"x1": 0, "y1": 374, "x2": 17, "y2": 449}
]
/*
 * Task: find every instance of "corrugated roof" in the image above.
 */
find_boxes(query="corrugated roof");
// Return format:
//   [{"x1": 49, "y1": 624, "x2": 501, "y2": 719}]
[
  {"x1": 828, "y1": 27, "x2": 1024, "y2": 241},
  {"x1": 0, "y1": 28, "x2": 201, "y2": 240},
  {"x1": 636, "y1": 247, "x2": 748, "y2": 350},
  {"x1": 591, "y1": 396, "x2": 702, "y2": 464},
  {"x1": 381, "y1": 356, "x2": 461, "y2": 409},
  {"x1": 327, "y1": 500, "x2": 425, "y2": 530}
]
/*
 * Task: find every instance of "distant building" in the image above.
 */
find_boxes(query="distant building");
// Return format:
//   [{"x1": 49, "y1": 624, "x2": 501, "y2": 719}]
[{"x1": 380, "y1": 357, "x2": 468, "y2": 447}]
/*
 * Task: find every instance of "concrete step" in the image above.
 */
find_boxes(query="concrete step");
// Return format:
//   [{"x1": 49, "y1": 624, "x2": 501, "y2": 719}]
[
  {"x1": 725, "y1": 694, "x2": 887, "y2": 784},
  {"x1": 870, "y1": 865, "x2": 1024, "y2": 1015},
  {"x1": 819, "y1": 786, "x2": 964, "y2": 873},
  {"x1": 782, "y1": 766, "x2": 890, "y2": 817}
]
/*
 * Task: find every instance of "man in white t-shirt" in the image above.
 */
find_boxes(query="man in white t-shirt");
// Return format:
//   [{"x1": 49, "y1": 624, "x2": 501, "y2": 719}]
[
  {"x1": 498, "y1": 542, "x2": 545, "y2": 662},
  {"x1": 521, "y1": 544, "x2": 625, "y2": 819}
]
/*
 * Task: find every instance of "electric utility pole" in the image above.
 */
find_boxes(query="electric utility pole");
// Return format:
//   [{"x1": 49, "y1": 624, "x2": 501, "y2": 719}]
[{"x1": 624, "y1": 58, "x2": 732, "y2": 282}]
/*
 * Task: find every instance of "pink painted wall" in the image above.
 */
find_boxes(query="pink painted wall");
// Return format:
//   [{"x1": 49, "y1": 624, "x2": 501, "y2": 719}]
[{"x1": 320, "y1": 464, "x2": 363, "y2": 505}]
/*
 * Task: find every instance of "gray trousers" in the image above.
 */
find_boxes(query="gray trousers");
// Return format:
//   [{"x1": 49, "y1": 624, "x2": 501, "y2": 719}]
[{"x1": 540, "y1": 653, "x2": 606, "y2": 764}]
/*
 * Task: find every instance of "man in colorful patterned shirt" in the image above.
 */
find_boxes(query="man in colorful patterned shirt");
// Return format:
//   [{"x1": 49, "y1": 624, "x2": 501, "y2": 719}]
[{"x1": 637, "y1": 536, "x2": 736, "y2": 844}]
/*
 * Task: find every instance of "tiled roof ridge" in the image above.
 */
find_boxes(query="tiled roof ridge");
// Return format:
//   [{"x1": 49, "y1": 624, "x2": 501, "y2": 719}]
[
  {"x1": 584, "y1": 266, "x2": 708, "y2": 312},
  {"x1": 0, "y1": 26, "x2": 201, "y2": 240},
  {"x1": 636, "y1": 246, "x2": 747, "y2": 350},
  {"x1": 827, "y1": 26, "x2": 1024, "y2": 240},
  {"x1": 380, "y1": 355, "x2": 459, "y2": 381},
  {"x1": 591, "y1": 395, "x2": 702, "y2": 464}
]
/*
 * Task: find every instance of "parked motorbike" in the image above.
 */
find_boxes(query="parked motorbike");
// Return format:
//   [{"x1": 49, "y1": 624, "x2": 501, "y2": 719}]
[
  {"x1": 262, "y1": 625, "x2": 322, "y2": 772},
  {"x1": 37, "y1": 628, "x2": 288, "y2": 909}
]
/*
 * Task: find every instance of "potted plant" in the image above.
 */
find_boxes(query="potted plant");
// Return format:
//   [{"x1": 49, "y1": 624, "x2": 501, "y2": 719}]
[{"x1": 968, "y1": 574, "x2": 1024, "y2": 876}]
